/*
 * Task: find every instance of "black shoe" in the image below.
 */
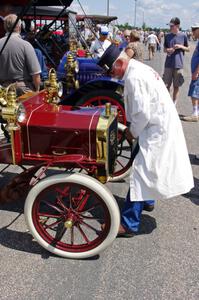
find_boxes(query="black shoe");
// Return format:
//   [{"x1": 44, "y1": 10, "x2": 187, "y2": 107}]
[
  {"x1": 143, "y1": 203, "x2": 154, "y2": 212},
  {"x1": 117, "y1": 224, "x2": 137, "y2": 238}
]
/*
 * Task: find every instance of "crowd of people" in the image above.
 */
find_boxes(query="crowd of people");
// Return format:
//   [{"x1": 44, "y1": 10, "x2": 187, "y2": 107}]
[{"x1": 86, "y1": 18, "x2": 199, "y2": 122}]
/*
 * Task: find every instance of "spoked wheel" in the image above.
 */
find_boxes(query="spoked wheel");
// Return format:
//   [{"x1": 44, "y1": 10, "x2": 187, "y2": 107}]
[
  {"x1": 109, "y1": 123, "x2": 136, "y2": 182},
  {"x1": 25, "y1": 173, "x2": 120, "y2": 259},
  {"x1": 76, "y1": 90, "x2": 126, "y2": 125}
]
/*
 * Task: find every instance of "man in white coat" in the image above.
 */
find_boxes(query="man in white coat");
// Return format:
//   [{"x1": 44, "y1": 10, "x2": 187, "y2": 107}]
[{"x1": 99, "y1": 45, "x2": 194, "y2": 236}]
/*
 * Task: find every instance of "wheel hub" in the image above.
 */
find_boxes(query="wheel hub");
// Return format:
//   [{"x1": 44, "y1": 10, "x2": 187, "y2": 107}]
[{"x1": 64, "y1": 219, "x2": 73, "y2": 228}]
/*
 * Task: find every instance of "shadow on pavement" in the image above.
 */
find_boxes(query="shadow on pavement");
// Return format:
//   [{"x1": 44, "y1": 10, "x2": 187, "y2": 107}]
[
  {"x1": 114, "y1": 195, "x2": 157, "y2": 235},
  {"x1": 183, "y1": 176, "x2": 199, "y2": 206},
  {"x1": 0, "y1": 226, "x2": 52, "y2": 259}
]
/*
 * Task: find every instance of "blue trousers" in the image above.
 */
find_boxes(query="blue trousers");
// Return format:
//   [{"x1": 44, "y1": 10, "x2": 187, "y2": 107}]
[{"x1": 121, "y1": 190, "x2": 155, "y2": 232}]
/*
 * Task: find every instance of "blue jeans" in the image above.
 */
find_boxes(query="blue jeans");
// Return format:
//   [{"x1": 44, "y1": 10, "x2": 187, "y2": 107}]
[{"x1": 121, "y1": 190, "x2": 155, "y2": 232}]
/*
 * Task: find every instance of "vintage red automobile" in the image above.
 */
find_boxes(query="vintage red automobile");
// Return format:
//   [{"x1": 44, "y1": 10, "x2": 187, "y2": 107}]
[
  {"x1": 0, "y1": 68, "x2": 133, "y2": 259},
  {"x1": 0, "y1": 0, "x2": 134, "y2": 259}
]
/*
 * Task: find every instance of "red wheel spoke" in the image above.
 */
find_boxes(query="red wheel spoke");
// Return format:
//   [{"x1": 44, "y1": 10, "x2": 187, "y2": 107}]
[
  {"x1": 80, "y1": 202, "x2": 101, "y2": 213},
  {"x1": 38, "y1": 212, "x2": 61, "y2": 218},
  {"x1": 76, "y1": 193, "x2": 90, "y2": 212},
  {"x1": 80, "y1": 220, "x2": 100, "y2": 234},
  {"x1": 116, "y1": 159, "x2": 125, "y2": 168},
  {"x1": 76, "y1": 224, "x2": 90, "y2": 244},
  {"x1": 55, "y1": 186, "x2": 70, "y2": 197},
  {"x1": 43, "y1": 218, "x2": 63, "y2": 230},
  {"x1": 43, "y1": 200, "x2": 64, "y2": 214},
  {"x1": 56, "y1": 195, "x2": 69, "y2": 211}
]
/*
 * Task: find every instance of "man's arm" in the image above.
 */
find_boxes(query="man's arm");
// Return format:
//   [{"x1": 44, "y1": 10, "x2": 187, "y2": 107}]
[
  {"x1": 174, "y1": 34, "x2": 190, "y2": 52},
  {"x1": 174, "y1": 44, "x2": 190, "y2": 52},
  {"x1": 192, "y1": 63, "x2": 199, "y2": 80},
  {"x1": 32, "y1": 73, "x2": 41, "y2": 92},
  {"x1": 163, "y1": 34, "x2": 175, "y2": 54}
]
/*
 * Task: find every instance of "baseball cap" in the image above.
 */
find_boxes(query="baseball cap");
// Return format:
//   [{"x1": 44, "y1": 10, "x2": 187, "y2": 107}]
[
  {"x1": 168, "y1": 17, "x2": 180, "y2": 26},
  {"x1": 191, "y1": 22, "x2": 199, "y2": 29},
  {"x1": 100, "y1": 25, "x2": 109, "y2": 35}
]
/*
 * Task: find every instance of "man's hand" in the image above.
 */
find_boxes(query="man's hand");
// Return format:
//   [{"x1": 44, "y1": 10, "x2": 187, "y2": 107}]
[
  {"x1": 173, "y1": 44, "x2": 183, "y2": 50},
  {"x1": 166, "y1": 48, "x2": 175, "y2": 55}
]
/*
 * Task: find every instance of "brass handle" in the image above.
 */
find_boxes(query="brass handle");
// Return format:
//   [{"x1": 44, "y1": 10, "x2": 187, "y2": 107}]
[{"x1": 52, "y1": 150, "x2": 66, "y2": 156}]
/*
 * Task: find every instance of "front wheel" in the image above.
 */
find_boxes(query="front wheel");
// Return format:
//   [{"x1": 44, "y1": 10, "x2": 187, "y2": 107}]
[{"x1": 24, "y1": 173, "x2": 120, "y2": 259}]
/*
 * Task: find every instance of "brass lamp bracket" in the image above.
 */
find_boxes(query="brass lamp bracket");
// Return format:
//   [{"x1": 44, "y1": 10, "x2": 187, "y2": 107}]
[
  {"x1": 64, "y1": 53, "x2": 79, "y2": 92},
  {"x1": 44, "y1": 68, "x2": 62, "y2": 104}
]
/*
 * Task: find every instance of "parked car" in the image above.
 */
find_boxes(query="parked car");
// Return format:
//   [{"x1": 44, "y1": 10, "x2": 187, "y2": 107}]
[{"x1": 0, "y1": 69, "x2": 133, "y2": 259}]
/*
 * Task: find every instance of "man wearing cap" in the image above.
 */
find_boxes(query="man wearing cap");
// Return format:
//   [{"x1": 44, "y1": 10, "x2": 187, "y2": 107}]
[
  {"x1": 182, "y1": 23, "x2": 199, "y2": 122},
  {"x1": 89, "y1": 25, "x2": 111, "y2": 58},
  {"x1": 98, "y1": 45, "x2": 194, "y2": 236},
  {"x1": 163, "y1": 17, "x2": 190, "y2": 105}
]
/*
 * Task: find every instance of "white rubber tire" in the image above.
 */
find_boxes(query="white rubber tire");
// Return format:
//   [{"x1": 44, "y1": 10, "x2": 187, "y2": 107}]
[
  {"x1": 24, "y1": 173, "x2": 120, "y2": 259},
  {"x1": 108, "y1": 123, "x2": 131, "y2": 182}
]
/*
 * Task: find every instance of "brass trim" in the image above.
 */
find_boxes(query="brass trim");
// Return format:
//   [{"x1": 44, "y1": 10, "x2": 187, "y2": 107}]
[{"x1": 96, "y1": 105, "x2": 117, "y2": 180}]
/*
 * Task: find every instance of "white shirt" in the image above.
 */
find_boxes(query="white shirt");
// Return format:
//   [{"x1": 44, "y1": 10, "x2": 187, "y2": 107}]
[
  {"x1": 90, "y1": 39, "x2": 111, "y2": 58},
  {"x1": 147, "y1": 33, "x2": 158, "y2": 44},
  {"x1": 123, "y1": 59, "x2": 194, "y2": 201}
]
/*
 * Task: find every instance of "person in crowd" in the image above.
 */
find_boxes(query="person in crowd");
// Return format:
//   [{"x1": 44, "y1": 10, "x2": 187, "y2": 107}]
[
  {"x1": 0, "y1": 14, "x2": 41, "y2": 96},
  {"x1": 125, "y1": 30, "x2": 144, "y2": 62},
  {"x1": 26, "y1": 32, "x2": 48, "y2": 81},
  {"x1": 181, "y1": 23, "x2": 199, "y2": 122},
  {"x1": 157, "y1": 31, "x2": 164, "y2": 52},
  {"x1": 89, "y1": 25, "x2": 111, "y2": 58},
  {"x1": 0, "y1": 5, "x2": 12, "y2": 38},
  {"x1": 119, "y1": 29, "x2": 131, "y2": 51},
  {"x1": 147, "y1": 31, "x2": 160, "y2": 60},
  {"x1": 98, "y1": 45, "x2": 194, "y2": 236},
  {"x1": 143, "y1": 31, "x2": 149, "y2": 46},
  {"x1": 163, "y1": 17, "x2": 190, "y2": 105}
]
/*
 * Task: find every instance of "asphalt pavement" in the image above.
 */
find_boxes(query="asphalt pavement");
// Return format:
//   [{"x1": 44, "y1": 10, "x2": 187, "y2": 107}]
[{"x1": 0, "y1": 42, "x2": 198, "y2": 300}]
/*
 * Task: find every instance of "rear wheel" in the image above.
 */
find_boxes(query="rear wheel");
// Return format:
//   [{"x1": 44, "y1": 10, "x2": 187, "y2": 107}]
[
  {"x1": 76, "y1": 89, "x2": 126, "y2": 125},
  {"x1": 24, "y1": 173, "x2": 120, "y2": 259}
]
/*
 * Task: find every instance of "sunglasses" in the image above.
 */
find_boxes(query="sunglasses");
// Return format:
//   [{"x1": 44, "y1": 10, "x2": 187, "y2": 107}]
[
  {"x1": 192, "y1": 28, "x2": 199, "y2": 31},
  {"x1": 124, "y1": 35, "x2": 130, "y2": 38}
]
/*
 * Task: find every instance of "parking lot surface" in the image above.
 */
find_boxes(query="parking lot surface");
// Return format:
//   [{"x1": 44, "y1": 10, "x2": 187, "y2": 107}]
[{"x1": 0, "y1": 43, "x2": 199, "y2": 300}]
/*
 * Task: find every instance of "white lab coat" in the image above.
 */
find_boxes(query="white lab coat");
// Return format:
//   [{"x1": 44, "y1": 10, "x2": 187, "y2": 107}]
[{"x1": 123, "y1": 59, "x2": 194, "y2": 201}]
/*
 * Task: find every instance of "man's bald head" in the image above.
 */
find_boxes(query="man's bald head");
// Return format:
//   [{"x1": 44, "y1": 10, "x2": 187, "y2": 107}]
[{"x1": 4, "y1": 14, "x2": 21, "y2": 33}]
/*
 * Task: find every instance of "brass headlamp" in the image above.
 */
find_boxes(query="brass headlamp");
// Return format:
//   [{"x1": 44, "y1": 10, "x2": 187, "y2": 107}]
[
  {"x1": 64, "y1": 53, "x2": 79, "y2": 93},
  {"x1": 0, "y1": 84, "x2": 19, "y2": 126},
  {"x1": 44, "y1": 68, "x2": 63, "y2": 104}
]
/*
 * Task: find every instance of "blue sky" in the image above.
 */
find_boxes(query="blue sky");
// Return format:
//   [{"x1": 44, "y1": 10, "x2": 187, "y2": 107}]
[{"x1": 69, "y1": 0, "x2": 199, "y2": 29}]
